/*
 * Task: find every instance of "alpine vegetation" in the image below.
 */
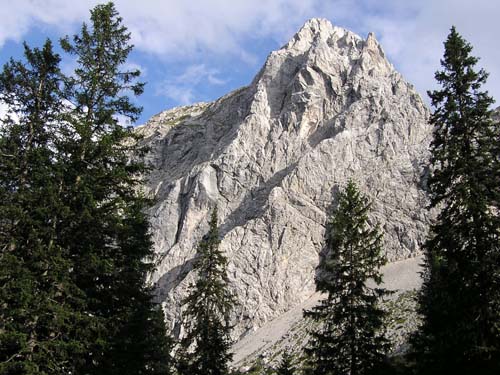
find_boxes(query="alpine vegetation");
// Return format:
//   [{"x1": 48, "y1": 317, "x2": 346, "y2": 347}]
[
  {"x1": 0, "y1": 3, "x2": 172, "y2": 374},
  {"x1": 178, "y1": 208, "x2": 235, "y2": 375},
  {"x1": 412, "y1": 27, "x2": 500, "y2": 375},
  {"x1": 304, "y1": 180, "x2": 390, "y2": 375}
]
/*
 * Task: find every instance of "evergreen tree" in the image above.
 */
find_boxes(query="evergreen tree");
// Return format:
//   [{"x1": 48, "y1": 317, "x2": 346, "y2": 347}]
[
  {"x1": 0, "y1": 40, "x2": 91, "y2": 375},
  {"x1": 304, "y1": 180, "x2": 389, "y2": 375},
  {"x1": 1, "y1": 3, "x2": 173, "y2": 373},
  {"x1": 180, "y1": 207, "x2": 235, "y2": 375},
  {"x1": 413, "y1": 27, "x2": 500, "y2": 374},
  {"x1": 58, "y1": 3, "x2": 172, "y2": 374},
  {"x1": 275, "y1": 350, "x2": 296, "y2": 375}
]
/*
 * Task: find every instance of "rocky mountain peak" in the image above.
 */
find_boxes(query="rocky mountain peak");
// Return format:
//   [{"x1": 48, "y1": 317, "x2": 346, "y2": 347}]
[
  {"x1": 283, "y1": 17, "x2": 353, "y2": 52},
  {"x1": 271, "y1": 18, "x2": 389, "y2": 76},
  {"x1": 137, "y1": 18, "x2": 432, "y2": 359},
  {"x1": 249, "y1": 18, "x2": 395, "y2": 141}
]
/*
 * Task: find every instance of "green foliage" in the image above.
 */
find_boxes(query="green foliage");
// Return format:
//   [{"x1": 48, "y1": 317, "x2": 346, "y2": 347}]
[
  {"x1": 413, "y1": 26, "x2": 500, "y2": 374},
  {"x1": 0, "y1": 39, "x2": 90, "y2": 375},
  {"x1": 58, "y1": 3, "x2": 172, "y2": 374},
  {"x1": 244, "y1": 359, "x2": 265, "y2": 375},
  {"x1": 0, "y1": 2, "x2": 173, "y2": 374},
  {"x1": 304, "y1": 180, "x2": 390, "y2": 375},
  {"x1": 179, "y1": 208, "x2": 235, "y2": 375},
  {"x1": 275, "y1": 350, "x2": 296, "y2": 375}
]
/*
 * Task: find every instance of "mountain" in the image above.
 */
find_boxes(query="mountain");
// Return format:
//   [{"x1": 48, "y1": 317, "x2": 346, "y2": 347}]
[
  {"x1": 493, "y1": 106, "x2": 500, "y2": 122},
  {"x1": 136, "y1": 18, "x2": 432, "y2": 360}
]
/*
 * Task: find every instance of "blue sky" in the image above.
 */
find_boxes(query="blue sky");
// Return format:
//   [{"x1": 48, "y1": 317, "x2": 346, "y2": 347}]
[{"x1": 0, "y1": 0, "x2": 499, "y2": 125}]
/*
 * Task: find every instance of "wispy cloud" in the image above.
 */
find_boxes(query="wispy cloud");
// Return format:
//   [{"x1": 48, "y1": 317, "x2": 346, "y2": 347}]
[
  {"x1": 0, "y1": 1, "x2": 498, "y2": 106},
  {"x1": 357, "y1": 0, "x2": 500, "y2": 105},
  {"x1": 123, "y1": 61, "x2": 148, "y2": 77},
  {"x1": 117, "y1": 0, "x2": 319, "y2": 60},
  {"x1": 176, "y1": 65, "x2": 226, "y2": 86},
  {"x1": 0, "y1": 1, "x2": 97, "y2": 46},
  {"x1": 156, "y1": 64, "x2": 226, "y2": 105},
  {"x1": 157, "y1": 85, "x2": 195, "y2": 106},
  {"x1": 0, "y1": 0, "x2": 316, "y2": 61}
]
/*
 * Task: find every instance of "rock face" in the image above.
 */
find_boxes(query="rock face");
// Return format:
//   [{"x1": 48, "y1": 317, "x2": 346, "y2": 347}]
[
  {"x1": 231, "y1": 256, "x2": 424, "y2": 367},
  {"x1": 493, "y1": 106, "x2": 500, "y2": 122},
  {"x1": 137, "y1": 18, "x2": 432, "y2": 342}
]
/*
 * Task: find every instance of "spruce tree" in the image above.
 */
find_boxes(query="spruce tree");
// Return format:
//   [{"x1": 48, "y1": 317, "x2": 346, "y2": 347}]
[
  {"x1": 180, "y1": 207, "x2": 235, "y2": 375},
  {"x1": 1, "y1": 3, "x2": 173, "y2": 373},
  {"x1": 304, "y1": 180, "x2": 389, "y2": 375},
  {"x1": 0, "y1": 40, "x2": 92, "y2": 375},
  {"x1": 57, "y1": 3, "x2": 172, "y2": 374},
  {"x1": 413, "y1": 27, "x2": 500, "y2": 374},
  {"x1": 275, "y1": 350, "x2": 296, "y2": 375}
]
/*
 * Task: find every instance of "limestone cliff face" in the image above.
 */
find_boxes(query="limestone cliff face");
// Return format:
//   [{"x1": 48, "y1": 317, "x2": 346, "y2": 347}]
[{"x1": 136, "y1": 18, "x2": 432, "y2": 340}]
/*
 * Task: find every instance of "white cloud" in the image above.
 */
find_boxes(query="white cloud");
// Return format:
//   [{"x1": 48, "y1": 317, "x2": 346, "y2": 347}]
[
  {"x1": 0, "y1": 0, "x2": 499, "y2": 105},
  {"x1": 156, "y1": 64, "x2": 226, "y2": 105},
  {"x1": 116, "y1": 0, "x2": 319, "y2": 60},
  {"x1": 0, "y1": 1, "x2": 97, "y2": 46},
  {"x1": 176, "y1": 64, "x2": 226, "y2": 86},
  {"x1": 158, "y1": 85, "x2": 195, "y2": 106},
  {"x1": 0, "y1": 0, "x2": 317, "y2": 61},
  {"x1": 123, "y1": 62, "x2": 147, "y2": 78},
  {"x1": 351, "y1": 0, "x2": 500, "y2": 105}
]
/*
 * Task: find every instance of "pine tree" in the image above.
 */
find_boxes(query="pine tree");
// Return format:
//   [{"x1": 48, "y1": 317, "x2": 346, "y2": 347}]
[
  {"x1": 413, "y1": 27, "x2": 500, "y2": 374},
  {"x1": 304, "y1": 180, "x2": 389, "y2": 375},
  {"x1": 57, "y1": 3, "x2": 172, "y2": 374},
  {"x1": 180, "y1": 207, "x2": 235, "y2": 375},
  {"x1": 275, "y1": 350, "x2": 296, "y2": 375},
  {"x1": 0, "y1": 41, "x2": 90, "y2": 374}
]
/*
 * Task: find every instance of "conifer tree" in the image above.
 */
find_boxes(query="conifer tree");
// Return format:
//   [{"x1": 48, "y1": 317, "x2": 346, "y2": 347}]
[
  {"x1": 304, "y1": 180, "x2": 389, "y2": 375},
  {"x1": 180, "y1": 207, "x2": 235, "y2": 375},
  {"x1": 1, "y1": 3, "x2": 173, "y2": 373},
  {"x1": 0, "y1": 40, "x2": 91, "y2": 375},
  {"x1": 413, "y1": 27, "x2": 500, "y2": 374},
  {"x1": 57, "y1": 3, "x2": 172, "y2": 374},
  {"x1": 275, "y1": 350, "x2": 296, "y2": 375}
]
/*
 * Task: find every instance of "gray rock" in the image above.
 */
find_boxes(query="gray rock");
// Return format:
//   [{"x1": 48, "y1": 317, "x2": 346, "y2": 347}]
[
  {"x1": 137, "y1": 18, "x2": 432, "y2": 348},
  {"x1": 231, "y1": 256, "x2": 424, "y2": 368},
  {"x1": 493, "y1": 106, "x2": 500, "y2": 122}
]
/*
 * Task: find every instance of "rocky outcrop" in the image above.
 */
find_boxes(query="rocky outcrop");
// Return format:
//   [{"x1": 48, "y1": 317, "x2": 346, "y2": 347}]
[
  {"x1": 137, "y1": 18, "x2": 432, "y2": 344},
  {"x1": 493, "y1": 106, "x2": 500, "y2": 122}
]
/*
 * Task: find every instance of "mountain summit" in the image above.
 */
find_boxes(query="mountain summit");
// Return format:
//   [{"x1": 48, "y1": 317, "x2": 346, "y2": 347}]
[{"x1": 137, "y1": 18, "x2": 432, "y2": 358}]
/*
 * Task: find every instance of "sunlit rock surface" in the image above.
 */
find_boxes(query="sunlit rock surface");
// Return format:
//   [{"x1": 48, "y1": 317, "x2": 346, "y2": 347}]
[{"x1": 136, "y1": 18, "x2": 432, "y2": 357}]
